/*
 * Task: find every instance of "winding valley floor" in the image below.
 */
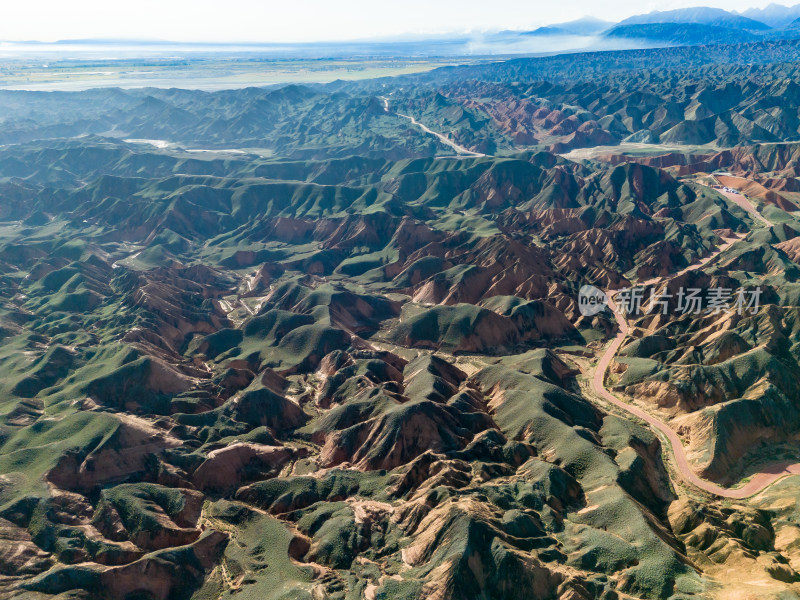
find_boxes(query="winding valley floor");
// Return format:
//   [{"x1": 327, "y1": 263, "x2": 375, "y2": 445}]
[{"x1": 592, "y1": 185, "x2": 800, "y2": 498}]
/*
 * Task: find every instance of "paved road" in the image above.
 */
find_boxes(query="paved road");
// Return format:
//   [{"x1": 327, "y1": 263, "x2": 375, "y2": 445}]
[{"x1": 591, "y1": 185, "x2": 800, "y2": 498}]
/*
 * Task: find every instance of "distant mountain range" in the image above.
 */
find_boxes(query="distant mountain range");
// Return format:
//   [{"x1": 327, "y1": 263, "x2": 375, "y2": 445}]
[
  {"x1": 615, "y1": 7, "x2": 771, "y2": 31},
  {"x1": 519, "y1": 16, "x2": 613, "y2": 37},
  {"x1": 602, "y1": 22, "x2": 761, "y2": 46},
  {"x1": 740, "y1": 2, "x2": 800, "y2": 27},
  {"x1": 6, "y1": 4, "x2": 800, "y2": 59},
  {"x1": 512, "y1": 4, "x2": 800, "y2": 50}
]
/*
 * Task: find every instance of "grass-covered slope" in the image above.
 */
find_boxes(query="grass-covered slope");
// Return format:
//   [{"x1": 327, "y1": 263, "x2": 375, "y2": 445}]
[{"x1": 2, "y1": 64, "x2": 800, "y2": 600}]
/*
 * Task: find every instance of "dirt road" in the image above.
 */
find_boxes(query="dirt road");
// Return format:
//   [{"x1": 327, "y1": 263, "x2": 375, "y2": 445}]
[
  {"x1": 591, "y1": 185, "x2": 800, "y2": 498},
  {"x1": 379, "y1": 96, "x2": 486, "y2": 157}
]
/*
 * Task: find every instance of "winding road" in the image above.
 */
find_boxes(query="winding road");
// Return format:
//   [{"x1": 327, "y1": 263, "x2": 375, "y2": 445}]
[
  {"x1": 380, "y1": 96, "x2": 486, "y2": 158},
  {"x1": 591, "y1": 184, "x2": 800, "y2": 498},
  {"x1": 367, "y1": 105, "x2": 799, "y2": 497}
]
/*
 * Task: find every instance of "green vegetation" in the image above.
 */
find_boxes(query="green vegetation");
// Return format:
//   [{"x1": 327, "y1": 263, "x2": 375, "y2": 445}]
[{"x1": 3, "y1": 38, "x2": 800, "y2": 600}]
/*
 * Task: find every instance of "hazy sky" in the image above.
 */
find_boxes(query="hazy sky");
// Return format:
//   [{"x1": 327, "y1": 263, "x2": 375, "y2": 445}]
[{"x1": 0, "y1": 0, "x2": 793, "y2": 43}]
